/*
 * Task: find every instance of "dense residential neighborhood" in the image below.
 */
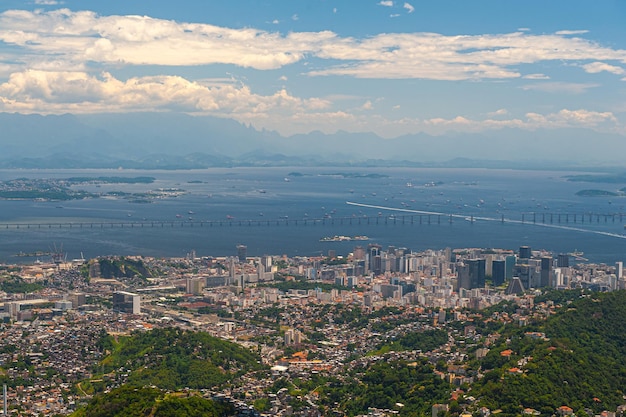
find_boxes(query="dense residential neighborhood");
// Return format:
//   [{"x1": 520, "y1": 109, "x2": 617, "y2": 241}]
[{"x1": 0, "y1": 245, "x2": 624, "y2": 416}]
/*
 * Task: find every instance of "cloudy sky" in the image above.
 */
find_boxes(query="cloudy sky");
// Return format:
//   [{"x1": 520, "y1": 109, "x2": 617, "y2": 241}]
[{"x1": 0, "y1": 0, "x2": 625, "y2": 138}]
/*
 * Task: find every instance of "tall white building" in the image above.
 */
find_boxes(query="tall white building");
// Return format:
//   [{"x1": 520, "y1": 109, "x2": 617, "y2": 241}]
[{"x1": 112, "y1": 291, "x2": 141, "y2": 314}]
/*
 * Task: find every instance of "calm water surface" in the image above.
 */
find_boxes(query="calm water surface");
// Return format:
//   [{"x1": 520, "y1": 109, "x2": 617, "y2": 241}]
[{"x1": 0, "y1": 167, "x2": 625, "y2": 264}]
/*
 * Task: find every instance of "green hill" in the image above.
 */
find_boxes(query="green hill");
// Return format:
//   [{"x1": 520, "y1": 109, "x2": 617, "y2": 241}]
[
  {"x1": 98, "y1": 327, "x2": 264, "y2": 391},
  {"x1": 473, "y1": 291, "x2": 626, "y2": 416},
  {"x1": 71, "y1": 386, "x2": 235, "y2": 417},
  {"x1": 95, "y1": 256, "x2": 154, "y2": 279}
]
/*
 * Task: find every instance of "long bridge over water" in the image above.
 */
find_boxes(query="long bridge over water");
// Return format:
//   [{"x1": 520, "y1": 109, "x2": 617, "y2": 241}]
[{"x1": 1, "y1": 211, "x2": 625, "y2": 230}]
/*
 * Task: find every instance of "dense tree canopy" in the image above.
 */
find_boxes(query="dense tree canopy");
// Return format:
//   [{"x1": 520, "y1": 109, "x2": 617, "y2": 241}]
[
  {"x1": 474, "y1": 291, "x2": 626, "y2": 416},
  {"x1": 71, "y1": 386, "x2": 235, "y2": 417},
  {"x1": 100, "y1": 327, "x2": 264, "y2": 390}
]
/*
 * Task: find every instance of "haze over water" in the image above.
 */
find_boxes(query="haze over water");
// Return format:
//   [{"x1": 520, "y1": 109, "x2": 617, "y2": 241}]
[{"x1": 1, "y1": 167, "x2": 625, "y2": 264}]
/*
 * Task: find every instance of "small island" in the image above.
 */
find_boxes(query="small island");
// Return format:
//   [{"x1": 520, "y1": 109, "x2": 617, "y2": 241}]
[
  {"x1": 319, "y1": 172, "x2": 389, "y2": 179},
  {"x1": 575, "y1": 189, "x2": 621, "y2": 197},
  {"x1": 0, "y1": 177, "x2": 184, "y2": 202},
  {"x1": 320, "y1": 235, "x2": 369, "y2": 242},
  {"x1": 565, "y1": 173, "x2": 626, "y2": 183}
]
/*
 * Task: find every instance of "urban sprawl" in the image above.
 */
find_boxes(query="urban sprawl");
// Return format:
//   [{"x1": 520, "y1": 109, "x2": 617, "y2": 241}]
[{"x1": 0, "y1": 243, "x2": 622, "y2": 416}]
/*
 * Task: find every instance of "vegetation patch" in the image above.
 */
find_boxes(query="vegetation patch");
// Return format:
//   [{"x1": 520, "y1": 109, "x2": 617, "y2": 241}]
[
  {"x1": 71, "y1": 385, "x2": 236, "y2": 417},
  {"x1": 97, "y1": 328, "x2": 264, "y2": 391}
]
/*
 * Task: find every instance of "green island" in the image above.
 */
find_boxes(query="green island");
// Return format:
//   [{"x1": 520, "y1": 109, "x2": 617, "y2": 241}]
[
  {"x1": 565, "y1": 173, "x2": 626, "y2": 184},
  {"x1": 0, "y1": 176, "x2": 184, "y2": 202},
  {"x1": 575, "y1": 189, "x2": 621, "y2": 197},
  {"x1": 64, "y1": 176, "x2": 155, "y2": 184}
]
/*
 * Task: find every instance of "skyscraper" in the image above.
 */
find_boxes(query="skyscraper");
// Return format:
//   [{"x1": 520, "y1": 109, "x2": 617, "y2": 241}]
[
  {"x1": 112, "y1": 291, "x2": 141, "y2": 314},
  {"x1": 457, "y1": 263, "x2": 471, "y2": 290},
  {"x1": 261, "y1": 255, "x2": 272, "y2": 272},
  {"x1": 505, "y1": 255, "x2": 516, "y2": 280},
  {"x1": 236, "y1": 244, "x2": 247, "y2": 262},
  {"x1": 353, "y1": 246, "x2": 366, "y2": 261},
  {"x1": 368, "y1": 244, "x2": 382, "y2": 275},
  {"x1": 519, "y1": 246, "x2": 531, "y2": 259},
  {"x1": 492, "y1": 259, "x2": 506, "y2": 286},
  {"x1": 540, "y1": 256, "x2": 553, "y2": 287},
  {"x1": 557, "y1": 253, "x2": 570, "y2": 268},
  {"x1": 468, "y1": 259, "x2": 486, "y2": 289}
]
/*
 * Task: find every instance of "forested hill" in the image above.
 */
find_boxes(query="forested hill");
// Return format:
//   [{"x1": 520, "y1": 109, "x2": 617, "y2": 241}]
[
  {"x1": 70, "y1": 386, "x2": 236, "y2": 417},
  {"x1": 98, "y1": 327, "x2": 264, "y2": 390},
  {"x1": 474, "y1": 290, "x2": 626, "y2": 416}
]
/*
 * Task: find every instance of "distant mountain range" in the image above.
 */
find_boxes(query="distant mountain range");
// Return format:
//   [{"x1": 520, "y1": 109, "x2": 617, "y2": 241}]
[{"x1": 0, "y1": 112, "x2": 623, "y2": 169}]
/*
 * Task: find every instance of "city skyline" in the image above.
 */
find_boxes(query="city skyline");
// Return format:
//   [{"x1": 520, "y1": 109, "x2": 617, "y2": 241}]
[{"x1": 0, "y1": 0, "x2": 625, "y2": 145}]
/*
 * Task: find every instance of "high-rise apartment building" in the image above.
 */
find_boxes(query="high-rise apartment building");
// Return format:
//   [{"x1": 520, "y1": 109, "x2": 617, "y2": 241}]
[{"x1": 236, "y1": 244, "x2": 247, "y2": 262}]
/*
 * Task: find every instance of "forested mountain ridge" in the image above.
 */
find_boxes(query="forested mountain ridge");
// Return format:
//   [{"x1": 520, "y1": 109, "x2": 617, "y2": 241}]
[{"x1": 473, "y1": 291, "x2": 626, "y2": 417}]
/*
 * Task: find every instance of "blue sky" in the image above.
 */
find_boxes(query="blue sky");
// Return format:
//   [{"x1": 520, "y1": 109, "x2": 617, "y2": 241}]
[{"x1": 0, "y1": 0, "x2": 625, "y2": 138}]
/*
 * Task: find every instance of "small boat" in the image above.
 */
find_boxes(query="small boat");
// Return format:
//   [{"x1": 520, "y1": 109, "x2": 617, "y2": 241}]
[{"x1": 226, "y1": 215, "x2": 234, "y2": 219}]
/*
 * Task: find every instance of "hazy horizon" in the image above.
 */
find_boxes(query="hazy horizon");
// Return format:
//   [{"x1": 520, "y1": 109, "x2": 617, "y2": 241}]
[{"x1": 0, "y1": 1, "x2": 625, "y2": 164}]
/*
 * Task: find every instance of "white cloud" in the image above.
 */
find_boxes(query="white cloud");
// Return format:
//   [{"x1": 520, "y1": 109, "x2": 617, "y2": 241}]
[
  {"x1": 555, "y1": 30, "x2": 589, "y2": 35},
  {"x1": 0, "y1": 70, "x2": 330, "y2": 117},
  {"x1": 311, "y1": 31, "x2": 626, "y2": 80},
  {"x1": 0, "y1": 9, "x2": 343, "y2": 71},
  {"x1": 521, "y1": 82, "x2": 599, "y2": 94},
  {"x1": 291, "y1": 14, "x2": 299, "y2": 21},
  {"x1": 33, "y1": 0, "x2": 62, "y2": 4},
  {"x1": 392, "y1": 109, "x2": 619, "y2": 136},
  {"x1": 390, "y1": 14, "x2": 400, "y2": 18},
  {"x1": 524, "y1": 109, "x2": 616, "y2": 128},
  {"x1": 333, "y1": 8, "x2": 337, "y2": 14},
  {"x1": 267, "y1": 108, "x2": 621, "y2": 137},
  {"x1": 518, "y1": 28, "x2": 531, "y2": 32},
  {"x1": 523, "y1": 73, "x2": 550, "y2": 80},
  {"x1": 582, "y1": 61, "x2": 625, "y2": 75},
  {"x1": 1, "y1": 10, "x2": 625, "y2": 82},
  {"x1": 488, "y1": 108, "x2": 508, "y2": 117},
  {"x1": 3, "y1": 71, "x2": 616, "y2": 138},
  {"x1": 403, "y1": 3, "x2": 415, "y2": 13},
  {"x1": 378, "y1": 1, "x2": 394, "y2": 6}
]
